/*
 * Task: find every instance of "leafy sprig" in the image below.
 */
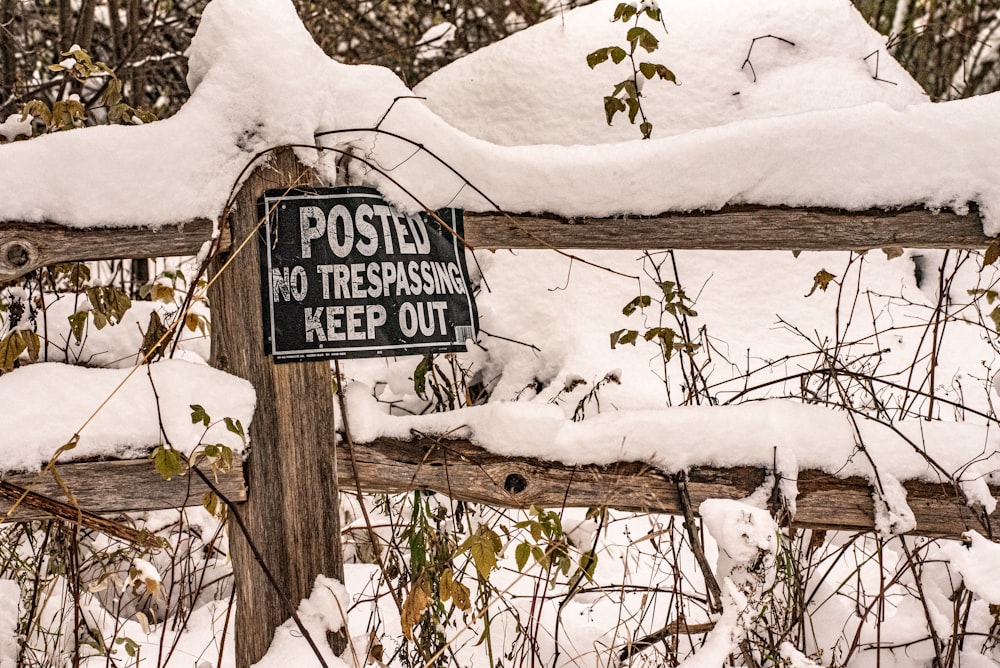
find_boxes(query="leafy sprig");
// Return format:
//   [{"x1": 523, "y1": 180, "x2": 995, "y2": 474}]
[{"x1": 586, "y1": 1, "x2": 676, "y2": 139}]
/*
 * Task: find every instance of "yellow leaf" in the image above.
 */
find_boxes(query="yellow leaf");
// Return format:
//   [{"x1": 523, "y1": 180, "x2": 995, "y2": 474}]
[{"x1": 400, "y1": 577, "x2": 431, "y2": 641}]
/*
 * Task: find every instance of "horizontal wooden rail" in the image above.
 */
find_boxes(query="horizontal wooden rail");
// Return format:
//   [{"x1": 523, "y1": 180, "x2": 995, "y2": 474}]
[
  {"x1": 338, "y1": 437, "x2": 999, "y2": 540},
  {"x1": 2, "y1": 443, "x2": 993, "y2": 540},
  {"x1": 0, "y1": 218, "x2": 218, "y2": 282},
  {"x1": 464, "y1": 206, "x2": 992, "y2": 252},
  {"x1": 0, "y1": 456, "x2": 246, "y2": 522},
  {"x1": 1, "y1": 206, "x2": 990, "y2": 282}
]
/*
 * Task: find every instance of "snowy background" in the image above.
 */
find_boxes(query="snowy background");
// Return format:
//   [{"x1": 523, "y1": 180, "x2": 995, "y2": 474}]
[{"x1": 1, "y1": 0, "x2": 1000, "y2": 666}]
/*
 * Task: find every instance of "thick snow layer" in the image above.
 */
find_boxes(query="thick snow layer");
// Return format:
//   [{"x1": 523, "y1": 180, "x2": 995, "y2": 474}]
[
  {"x1": 342, "y1": 383, "x2": 1000, "y2": 494},
  {"x1": 940, "y1": 531, "x2": 1000, "y2": 604},
  {"x1": 0, "y1": 0, "x2": 998, "y2": 231},
  {"x1": 416, "y1": 0, "x2": 928, "y2": 145},
  {"x1": 0, "y1": 359, "x2": 254, "y2": 471},
  {"x1": 252, "y1": 576, "x2": 351, "y2": 668}
]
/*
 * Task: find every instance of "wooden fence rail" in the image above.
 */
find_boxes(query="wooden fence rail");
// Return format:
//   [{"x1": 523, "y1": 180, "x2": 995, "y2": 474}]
[
  {"x1": 1, "y1": 206, "x2": 989, "y2": 283},
  {"x1": 3, "y1": 440, "x2": 993, "y2": 540}
]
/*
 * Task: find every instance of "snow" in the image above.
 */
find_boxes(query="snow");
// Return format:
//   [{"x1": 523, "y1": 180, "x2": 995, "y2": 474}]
[
  {"x1": 417, "y1": 0, "x2": 927, "y2": 145},
  {"x1": 0, "y1": 114, "x2": 32, "y2": 143},
  {"x1": 0, "y1": 0, "x2": 997, "y2": 232},
  {"x1": 0, "y1": 359, "x2": 254, "y2": 471},
  {"x1": 2, "y1": 0, "x2": 1000, "y2": 665},
  {"x1": 940, "y1": 531, "x2": 1000, "y2": 604},
  {"x1": 251, "y1": 576, "x2": 351, "y2": 668},
  {"x1": 416, "y1": 22, "x2": 457, "y2": 61},
  {"x1": 342, "y1": 383, "x2": 1000, "y2": 501},
  {"x1": 699, "y1": 499, "x2": 777, "y2": 580},
  {"x1": 0, "y1": 580, "x2": 18, "y2": 668}
]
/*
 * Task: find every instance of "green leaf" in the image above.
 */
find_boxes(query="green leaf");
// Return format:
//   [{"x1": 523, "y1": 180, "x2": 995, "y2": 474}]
[
  {"x1": 586, "y1": 47, "x2": 610, "y2": 69},
  {"x1": 531, "y1": 545, "x2": 548, "y2": 569},
  {"x1": 622, "y1": 295, "x2": 652, "y2": 316},
  {"x1": 627, "y1": 26, "x2": 658, "y2": 53},
  {"x1": 625, "y1": 96, "x2": 640, "y2": 123},
  {"x1": 984, "y1": 241, "x2": 1000, "y2": 269},
  {"x1": 609, "y1": 46, "x2": 628, "y2": 64},
  {"x1": 191, "y1": 404, "x2": 211, "y2": 426},
  {"x1": 805, "y1": 269, "x2": 837, "y2": 297},
  {"x1": 647, "y1": 328, "x2": 678, "y2": 359},
  {"x1": 990, "y1": 306, "x2": 1000, "y2": 332},
  {"x1": 639, "y1": 62, "x2": 657, "y2": 79},
  {"x1": 618, "y1": 3, "x2": 637, "y2": 22},
  {"x1": 580, "y1": 551, "x2": 598, "y2": 581},
  {"x1": 64, "y1": 310, "x2": 87, "y2": 344},
  {"x1": 151, "y1": 445, "x2": 186, "y2": 481},
  {"x1": 202, "y1": 491, "x2": 220, "y2": 517},
  {"x1": 515, "y1": 542, "x2": 531, "y2": 571},
  {"x1": 86, "y1": 285, "x2": 132, "y2": 329},
  {"x1": 529, "y1": 521, "x2": 542, "y2": 542},
  {"x1": 100, "y1": 78, "x2": 123, "y2": 107},
  {"x1": 413, "y1": 354, "x2": 432, "y2": 399},
  {"x1": 612, "y1": 329, "x2": 639, "y2": 348},
  {"x1": 458, "y1": 526, "x2": 502, "y2": 579},
  {"x1": 968, "y1": 289, "x2": 999, "y2": 305},
  {"x1": 224, "y1": 417, "x2": 244, "y2": 438},
  {"x1": 603, "y1": 96, "x2": 626, "y2": 125}
]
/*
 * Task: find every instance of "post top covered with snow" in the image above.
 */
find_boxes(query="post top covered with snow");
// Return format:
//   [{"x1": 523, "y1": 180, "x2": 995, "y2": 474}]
[{"x1": 0, "y1": 0, "x2": 998, "y2": 231}]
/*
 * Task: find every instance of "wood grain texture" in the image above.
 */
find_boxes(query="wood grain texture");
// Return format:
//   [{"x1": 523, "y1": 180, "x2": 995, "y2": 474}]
[
  {"x1": 1, "y1": 206, "x2": 988, "y2": 283},
  {"x1": 338, "y1": 437, "x2": 999, "y2": 540},
  {"x1": 464, "y1": 206, "x2": 991, "y2": 251},
  {"x1": 0, "y1": 457, "x2": 244, "y2": 546},
  {"x1": 209, "y1": 150, "x2": 344, "y2": 668},
  {"x1": 0, "y1": 456, "x2": 246, "y2": 521},
  {"x1": 0, "y1": 218, "x2": 225, "y2": 282}
]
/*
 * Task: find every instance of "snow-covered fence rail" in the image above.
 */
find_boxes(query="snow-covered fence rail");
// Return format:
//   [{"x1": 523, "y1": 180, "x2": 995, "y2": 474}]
[
  {"x1": 0, "y1": 206, "x2": 990, "y2": 283},
  {"x1": 338, "y1": 437, "x2": 1000, "y2": 540}
]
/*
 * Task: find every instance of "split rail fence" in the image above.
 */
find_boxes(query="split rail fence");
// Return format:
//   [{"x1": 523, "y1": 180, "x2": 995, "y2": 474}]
[{"x1": 1, "y1": 151, "x2": 998, "y2": 666}]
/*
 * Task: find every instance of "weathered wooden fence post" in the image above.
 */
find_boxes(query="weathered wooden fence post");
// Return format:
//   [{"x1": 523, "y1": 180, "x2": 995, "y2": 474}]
[{"x1": 209, "y1": 149, "x2": 344, "y2": 667}]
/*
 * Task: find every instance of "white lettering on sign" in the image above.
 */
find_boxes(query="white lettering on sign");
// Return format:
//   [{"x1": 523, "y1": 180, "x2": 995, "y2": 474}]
[
  {"x1": 272, "y1": 266, "x2": 308, "y2": 302},
  {"x1": 303, "y1": 304, "x2": 389, "y2": 343},
  {"x1": 262, "y1": 188, "x2": 477, "y2": 362},
  {"x1": 310, "y1": 262, "x2": 467, "y2": 299},
  {"x1": 297, "y1": 202, "x2": 435, "y2": 258}
]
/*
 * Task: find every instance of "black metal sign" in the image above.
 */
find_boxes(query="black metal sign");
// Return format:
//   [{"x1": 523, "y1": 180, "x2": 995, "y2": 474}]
[{"x1": 258, "y1": 186, "x2": 478, "y2": 362}]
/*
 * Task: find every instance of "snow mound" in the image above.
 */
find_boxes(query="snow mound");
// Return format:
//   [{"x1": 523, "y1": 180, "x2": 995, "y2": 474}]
[
  {"x1": 416, "y1": 0, "x2": 927, "y2": 146},
  {"x1": 0, "y1": 360, "x2": 254, "y2": 470}
]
